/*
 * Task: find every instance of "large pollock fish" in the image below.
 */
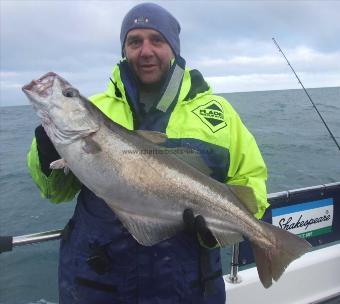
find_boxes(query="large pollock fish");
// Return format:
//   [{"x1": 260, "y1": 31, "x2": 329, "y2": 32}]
[{"x1": 23, "y1": 72, "x2": 311, "y2": 288}]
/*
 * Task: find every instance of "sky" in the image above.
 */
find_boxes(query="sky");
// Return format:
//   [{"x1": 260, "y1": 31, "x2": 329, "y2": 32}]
[{"x1": 1, "y1": 0, "x2": 340, "y2": 106}]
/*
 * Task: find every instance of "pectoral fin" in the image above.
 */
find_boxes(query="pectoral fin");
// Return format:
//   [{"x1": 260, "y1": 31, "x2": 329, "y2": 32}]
[{"x1": 82, "y1": 136, "x2": 102, "y2": 154}]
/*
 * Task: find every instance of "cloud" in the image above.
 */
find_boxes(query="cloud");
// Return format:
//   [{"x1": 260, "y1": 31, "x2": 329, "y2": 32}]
[
  {"x1": 191, "y1": 45, "x2": 340, "y2": 75},
  {"x1": 1, "y1": 0, "x2": 340, "y2": 106},
  {"x1": 207, "y1": 72, "x2": 340, "y2": 94}
]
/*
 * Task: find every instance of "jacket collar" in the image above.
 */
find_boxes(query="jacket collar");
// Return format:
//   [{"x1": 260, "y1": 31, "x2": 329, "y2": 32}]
[{"x1": 105, "y1": 56, "x2": 211, "y2": 106}]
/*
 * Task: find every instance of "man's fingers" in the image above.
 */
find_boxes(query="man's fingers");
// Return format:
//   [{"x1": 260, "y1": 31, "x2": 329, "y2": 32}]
[
  {"x1": 183, "y1": 208, "x2": 195, "y2": 232},
  {"x1": 195, "y1": 215, "x2": 207, "y2": 235},
  {"x1": 195, "y1": 215, "x2": 218, "y2": 248},
  {"x1": 183, "y1": 210, "x2": 218, "y2": 247}
]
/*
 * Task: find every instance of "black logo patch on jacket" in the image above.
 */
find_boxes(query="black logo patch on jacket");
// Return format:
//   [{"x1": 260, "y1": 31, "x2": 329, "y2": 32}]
[{"x1": 192, "y1": 100, "x2": 227, "y2": 133}]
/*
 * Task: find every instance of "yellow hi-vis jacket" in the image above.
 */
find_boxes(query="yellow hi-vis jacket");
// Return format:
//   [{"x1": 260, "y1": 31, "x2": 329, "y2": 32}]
[{"x1": 27, "y1": 60, "x2": 269, "y2": 219}]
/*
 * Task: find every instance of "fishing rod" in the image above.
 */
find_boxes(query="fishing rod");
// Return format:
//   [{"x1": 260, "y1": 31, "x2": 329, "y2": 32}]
[
  {"x1": 0, "y1": 229, "x2": 63, "y2": 253},
  {"x1": 272, "y1": 37, "x2": 340, "y2": 152}
]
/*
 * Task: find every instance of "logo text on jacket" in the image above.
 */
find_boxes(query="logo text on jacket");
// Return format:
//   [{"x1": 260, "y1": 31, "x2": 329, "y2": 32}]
[{"x1": 192, "y1": 100, "x2": 227, "y2": 133}]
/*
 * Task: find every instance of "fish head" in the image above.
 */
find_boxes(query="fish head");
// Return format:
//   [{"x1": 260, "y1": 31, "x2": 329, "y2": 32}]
[{"x1": 22, "y1": 72, "x2": 100, "y2": 145}]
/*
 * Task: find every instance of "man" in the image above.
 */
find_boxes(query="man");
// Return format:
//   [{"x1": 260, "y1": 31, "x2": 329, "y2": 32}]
[{"x1": 28, "y1": 3, "x2": 268, "y2": 303}]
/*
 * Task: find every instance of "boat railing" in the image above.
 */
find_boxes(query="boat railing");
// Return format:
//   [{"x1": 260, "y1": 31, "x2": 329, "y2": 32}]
[
  {"x1": 226, "y1": 181, "x2": 340, "y2": 284},
  {"x1": 227, "y1": 243, "x2": 241, "y2": 284}
]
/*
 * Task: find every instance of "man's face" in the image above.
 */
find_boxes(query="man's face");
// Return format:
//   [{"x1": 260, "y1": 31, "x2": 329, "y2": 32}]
[{"x1": 124, "y1": 28, "x2": 174, "y2": 85}]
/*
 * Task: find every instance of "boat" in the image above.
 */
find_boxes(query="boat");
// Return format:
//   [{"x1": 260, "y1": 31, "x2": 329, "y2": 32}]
[
  {"x1": 224, "y1": 182, "x2": 340, "y2": 304},
  {"x1": 1, "y1": 182, "x2": 340, "y2": 303}
]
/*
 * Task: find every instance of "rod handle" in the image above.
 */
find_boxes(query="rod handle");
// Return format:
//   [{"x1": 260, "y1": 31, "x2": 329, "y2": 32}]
[{"x1": 0, "y1": 236, "x2": 13, "y2": 253}]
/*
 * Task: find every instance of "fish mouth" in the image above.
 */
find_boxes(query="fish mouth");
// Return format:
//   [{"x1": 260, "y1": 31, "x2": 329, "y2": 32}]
[{"x1": 22, "y1": 72, "x2": 69, "y2": 98}]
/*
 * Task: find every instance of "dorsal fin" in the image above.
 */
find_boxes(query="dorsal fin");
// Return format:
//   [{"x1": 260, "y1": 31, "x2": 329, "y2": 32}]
[
  {"x1": 136, "y1": 130, "x2": 168, "y2": 144},
  {"x1": 136, "y1": 130, "x2": 212, "y2": 176},
  {"x1": 228, "y1": 184, "x2": 258, "y2": 214},
  {"x1": 172, "y1": 148, "x2": 213, "y2": 176}
]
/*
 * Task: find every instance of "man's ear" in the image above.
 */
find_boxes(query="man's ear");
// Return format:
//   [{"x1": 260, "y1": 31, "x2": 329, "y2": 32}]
[{"x1": 122, "y1": 48, "x2": 127, "y2": 60}]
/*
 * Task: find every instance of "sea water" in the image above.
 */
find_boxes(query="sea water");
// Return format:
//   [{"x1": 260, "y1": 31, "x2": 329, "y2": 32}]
[{"x1": 0, "y1": 87, "x2": 339, "y2": 303}]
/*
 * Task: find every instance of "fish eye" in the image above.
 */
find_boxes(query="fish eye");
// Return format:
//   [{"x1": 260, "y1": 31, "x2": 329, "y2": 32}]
[{"x1": 62, "y1": 87, "x2": 79, "y2": 98}]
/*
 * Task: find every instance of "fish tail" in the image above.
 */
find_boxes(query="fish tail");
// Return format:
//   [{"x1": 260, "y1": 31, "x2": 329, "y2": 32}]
[{"x1": 251, "y1": 222, "x2": 312, "y2": 288}]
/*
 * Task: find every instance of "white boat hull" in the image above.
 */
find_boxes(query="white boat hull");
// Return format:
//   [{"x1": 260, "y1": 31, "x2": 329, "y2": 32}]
[{"x1": 224, "y1": 243, "x2": 340, "y2": 304}]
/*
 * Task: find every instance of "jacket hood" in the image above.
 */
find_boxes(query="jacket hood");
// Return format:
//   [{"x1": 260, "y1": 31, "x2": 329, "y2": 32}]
[{"x1": 105, "y1": 58, "x2": 212, "y2": 105}]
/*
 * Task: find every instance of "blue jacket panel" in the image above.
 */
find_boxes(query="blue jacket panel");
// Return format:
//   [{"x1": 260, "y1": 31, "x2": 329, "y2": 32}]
[{"x1": 59, "y1": 186, "x2": 226, "y2": 304}]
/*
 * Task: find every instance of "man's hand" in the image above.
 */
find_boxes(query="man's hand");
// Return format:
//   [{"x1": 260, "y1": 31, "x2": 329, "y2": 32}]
[
  {"x1": 35, "y1": 125, "x2": 60, "y2": 176},
  {"x1": 183, "y1": 209, "x2": 218, "y2": 248}
]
